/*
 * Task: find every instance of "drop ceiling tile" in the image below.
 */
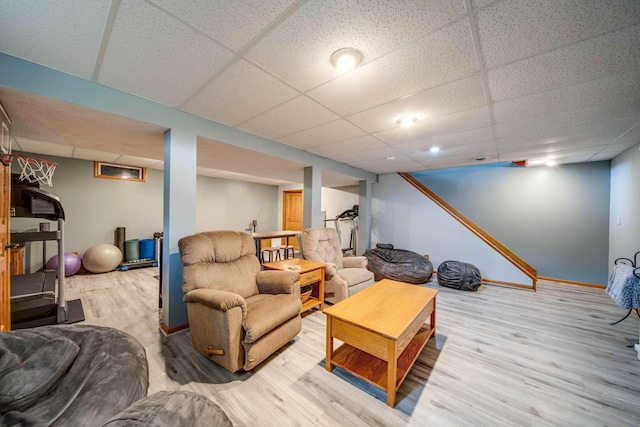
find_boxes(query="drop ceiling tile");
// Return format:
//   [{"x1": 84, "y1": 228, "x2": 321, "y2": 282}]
[
  {"x1": 307, "y1": 135, "x2": 385, "y2": 158},
  {"x1": 394, "y1": 127, "x2": 495, "y2": 154},
  {"x1": 238, "y1": 96, "x2": 339, "y2": 140},
  {"x1": 73, "y1": 147, "x2": 121, "y2": 163},
  {"x1": 150, "y1": 0, "x2": 296, "y2": 50},
  {"x1": 181, "y1": 59, "x2": 299, "y2": 127},
  {"x1": 487, "y1": 23, "x2": 640, "y2": 101},
  {"x1": 471, "y1": 0, "x2": 495, "y2": 9},
  {"x1": 409, "y1": 141, "x2": 498, "y2": 161},
  {"x1": 14, "y1": 137, "x2": 74, "y2": 158},
  {"x1": 355, "y1": 159, "x2": 425, "y2": 174},
  {"x1": 477, "y1": 0, "x2": 640, "y2": 69},
  {"x1": 495, "y1": 109, "x2": 640, "y2": 142},
  {"x1": 493, "y1": 71, "x2": 640, "y2": 124},
  {"x1": 97, "y1": 0, "x2": 234, "y2": 107},
  {"x1": 0, "y1": 0, "x2": 110, "y2": 79},
  {"x1": 376, "y1": 106, "x2": 492, "y2": 145},
  {"x1": 332, "y1": 146, "x2": 397, "y2": 164},
  {"x1": 247, "y1": 0, "x2": 467, "y2": 91},
  {"x1": 115, "y1": 155, "x2": 163, "y2": 168},
  {"x1": 278, "y1": 120, "x2": 366, "y2": 150},
  {"x1": 348, "y1": 75, "x2": 487, "y2": 133},
  {"x1": 308, "y1": 18, "x2": 479, "y2": 116}
]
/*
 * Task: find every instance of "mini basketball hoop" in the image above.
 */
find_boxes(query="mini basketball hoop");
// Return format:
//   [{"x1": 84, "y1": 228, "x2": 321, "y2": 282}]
[{"x1": 12, "y1": 154, "x2": 58, "y2": 187}]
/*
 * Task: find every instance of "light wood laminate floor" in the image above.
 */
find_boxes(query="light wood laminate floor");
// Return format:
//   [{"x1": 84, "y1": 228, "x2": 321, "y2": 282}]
[{"x1": 64, "y1": 268, "x2": 640, "y2": 426}]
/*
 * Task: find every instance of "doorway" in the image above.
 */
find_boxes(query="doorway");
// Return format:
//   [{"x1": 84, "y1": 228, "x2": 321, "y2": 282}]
[{"x1": 282, "y1": 190, "x2": 302, "y2": 249}]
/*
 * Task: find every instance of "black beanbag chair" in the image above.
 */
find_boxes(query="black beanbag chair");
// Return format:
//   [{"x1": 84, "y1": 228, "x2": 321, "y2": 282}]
[
  {"x1": 364, "y1": 245, "x2": 433, "y2": 284},
  {"x1": 437, "y1": 260, "x2": 482, "y2": 291}
]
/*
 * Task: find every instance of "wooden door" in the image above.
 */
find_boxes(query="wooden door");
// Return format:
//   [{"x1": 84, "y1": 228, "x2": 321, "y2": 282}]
[
  {"x1": 0, "y1": 102, "x2": 11, "y2": 331},
  {"x1": 282, "y1": 190, "x2": 303, "y2": 248}
]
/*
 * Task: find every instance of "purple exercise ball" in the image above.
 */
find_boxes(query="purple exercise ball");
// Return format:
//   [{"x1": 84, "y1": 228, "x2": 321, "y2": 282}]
[{"x1": 46, "y1": 252, "x2": 82, "y2": 276}]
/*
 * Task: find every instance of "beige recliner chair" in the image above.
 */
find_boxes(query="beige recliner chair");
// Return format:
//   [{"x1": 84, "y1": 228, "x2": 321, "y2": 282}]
[
  {"x1": 299, "y1": 227, "x2": 374, "y2": 304},
  {"x1": 178, "y1": 230, "x2": 302, "y2": 373}
]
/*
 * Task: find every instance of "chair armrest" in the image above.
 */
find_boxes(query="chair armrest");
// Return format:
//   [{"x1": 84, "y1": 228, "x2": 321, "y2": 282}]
[
  {"x1": 256, "y1": 270, "x2": 300, "y2": 295},
  {"x1": 183, "y1": 288, "x2": 247, "y2": 319},
  {"x1": 324, "y1": 262, "x2": 339, "y2": 279},
  {"x1": 342, "y1": 256, "x2": 368, "y2": 269}
]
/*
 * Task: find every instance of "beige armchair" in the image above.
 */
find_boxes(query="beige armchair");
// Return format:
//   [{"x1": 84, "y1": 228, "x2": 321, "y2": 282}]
[
  {"x1": 298, "y1": 227, "x2": 374, "y2": 304},
  {"x1": 178, "y1": 230, "x2": 302, "y2": 373}
]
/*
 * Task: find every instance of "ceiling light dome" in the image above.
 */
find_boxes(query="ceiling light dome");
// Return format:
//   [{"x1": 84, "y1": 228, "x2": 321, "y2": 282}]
[
  {"x1": 330, "y1": 48, "x2": 363, "y2": 73},
  {"x1": 397, "y1": 116, "x2": 417, "y2": 128}
]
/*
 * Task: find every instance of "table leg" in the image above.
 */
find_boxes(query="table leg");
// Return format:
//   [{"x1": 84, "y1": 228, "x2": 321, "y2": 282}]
[
  {"x1": 387, "y1": 340, "x2": 397, "y2": 407},
  {"x1": 326, "y1": 316, "x2": 334, "y2": 372}
]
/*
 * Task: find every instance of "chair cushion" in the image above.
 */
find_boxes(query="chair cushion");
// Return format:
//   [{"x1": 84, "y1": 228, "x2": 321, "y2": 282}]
[
  {"x1": 243, "y1": 294, "x2": 301, "y2": 344},
  {"x1": 339, "y1": 268, "x2": 375, "y2": 288},
  {"x1": 179, "y1": 231, "x2": 260, "y2": 299},
  {"x1": 300, "y1": 228, "x2": 344, "y2": 268}
]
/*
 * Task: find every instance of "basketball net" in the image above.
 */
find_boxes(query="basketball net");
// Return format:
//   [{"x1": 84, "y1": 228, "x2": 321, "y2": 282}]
[{"x1": 14, "y1": 155, "x2": 57, "y2": 187}]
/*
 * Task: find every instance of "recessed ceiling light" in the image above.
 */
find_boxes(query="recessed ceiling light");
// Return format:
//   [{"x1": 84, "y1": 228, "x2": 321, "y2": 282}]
[
  {"x1": 330, "y1": 48, "x2": 363, "y2": 73},
  {"x1": 385, "y1": 156, "x2": 395, "y2": 160},
  {"x1": 430, "y1": 147, "x2": 440, "y2": 153},
  {"x1": 397, "y1": 116, "x2": 417, "y2": 128}
]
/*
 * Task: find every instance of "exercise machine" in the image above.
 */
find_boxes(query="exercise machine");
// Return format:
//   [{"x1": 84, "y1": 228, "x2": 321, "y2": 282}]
[
  {"x1": 324, "y1": 205, "x2": 359, "y2": 255},
  {"x1": 10, "y1": 175, "x2": 84, "y2": 329}
]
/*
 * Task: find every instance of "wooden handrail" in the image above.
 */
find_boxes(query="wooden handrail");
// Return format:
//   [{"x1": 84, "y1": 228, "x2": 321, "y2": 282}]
[{"x1": 399, "y1": 172, "x2": 537, "y2": 281}]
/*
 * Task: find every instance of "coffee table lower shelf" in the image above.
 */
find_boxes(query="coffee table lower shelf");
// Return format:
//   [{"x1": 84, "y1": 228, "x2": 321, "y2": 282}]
[{"x1": 329, "y1": 325, "x2": 433, "y2": 395}]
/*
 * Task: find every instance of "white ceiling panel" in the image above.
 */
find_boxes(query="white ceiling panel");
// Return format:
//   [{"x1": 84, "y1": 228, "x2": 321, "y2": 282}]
[
  {"x1": 0, "y1": 0, "x2": 638, "y2": 184},
  {"x1": 394, "y1": 127, "x2": 495, "y2": 155},
  {"x1": 238, "y1": 96, "x2": 339, "y2": 140},
  {"x1": 73, "y1": 147, "x2": 121, "y2": 163},
  {"x1": 495, "y1": 116, "x2": 639, "y2": 143},
  {"x1": 308, "y1": 18, "x2": 479, "y2": 116},
  {"x1": 332, "y1": 146, "x2": 398, "y2": 164},
  {"x1": 348, "y1": 75, "x2": 487, "y2": 133},
  {"x1": 181, "y1": 59, "x2": 298, "y2": 126},
  {"x1": 376, "y1": 106, "x2": 493, "y2": 146},
  {"x1": 115, "y1": 155, "x2": 163, "y2": 168},
  {"x1": 0, "y1": 0, "x2": 111, "y2": 79},
  {"x1": 247, "y1": 0, "x2": 467, "y2": 91},
  {"x1": 493, "y1": 71, "x2": 640, "y2": 124},
  {"x1": 353, "y1": 159, "x2": 425, "y2": 174},
  {"x1": 13, "y1": 137, "x2": 74, "y2": 158},
  {"x1": 476, "y1": 0, "x2": 640, "y2": 69},
  {"x1": 306, "y1": 135, "x2": 386, "y2": 158},
  {"x1": 278, "y1": 120, "x2": 366, "y2": 150},
  {"x1": 97, "y1": 0, "x2": 234, "y2": 107},
  {"x1": 149, "y1": 0, "x2": 297, "y2": 50},
  {"x1": 488, "y1": 23, "x2": 640, "y2": 102}
]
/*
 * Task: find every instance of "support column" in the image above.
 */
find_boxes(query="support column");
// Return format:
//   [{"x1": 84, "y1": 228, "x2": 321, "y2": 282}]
[
  {"x1": 303, "y1": 166, "x2": 323, "y2": 229},
  {"x1": 161, "y1": 128, "x2": 197, "y2": 333},
  {"x1": 357, "y1": 179, "x2": 372, "y2": 255}
]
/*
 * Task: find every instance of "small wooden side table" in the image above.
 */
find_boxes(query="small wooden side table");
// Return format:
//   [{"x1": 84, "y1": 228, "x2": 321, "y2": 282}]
[{"x1": 262, "y1": 259, "x2": 325, "y2": 313}]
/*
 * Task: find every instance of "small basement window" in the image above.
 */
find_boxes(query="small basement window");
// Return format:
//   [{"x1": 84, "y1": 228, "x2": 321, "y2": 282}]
[{"x1": 94, "y1": 161, "x2": 146, "y2": 182}]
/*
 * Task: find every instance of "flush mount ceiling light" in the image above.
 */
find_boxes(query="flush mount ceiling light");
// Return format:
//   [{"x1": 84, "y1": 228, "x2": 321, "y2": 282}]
[
  {"x1": 330, "y1": 48, "x2": 363, "y2": 73},
  {"x1": 397, "y1": 116, "x2": 417, "y2": 128},
  {"x1": 545, "y1": 159, "x2": 556, "y2": 166},
  {"x1": 430, "y1": 147, "x2": 440, "y2": 153}
]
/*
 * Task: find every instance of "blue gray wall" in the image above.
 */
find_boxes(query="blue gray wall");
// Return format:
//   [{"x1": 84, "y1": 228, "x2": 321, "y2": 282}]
[
  {"x1": 11, "y1": 153, "x2": 279, "y2": 271},
  {"x1": 609, "y1": 144, "x2": 640, "y2": 270},
  {"x1": 411, "y1": 161, "x2": 611, "y2": 285}
]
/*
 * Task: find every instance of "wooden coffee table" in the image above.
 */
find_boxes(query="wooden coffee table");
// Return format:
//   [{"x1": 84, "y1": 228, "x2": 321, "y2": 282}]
[{"x1": 324, "y1": 279, "x2": 438, "y2": 407}]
